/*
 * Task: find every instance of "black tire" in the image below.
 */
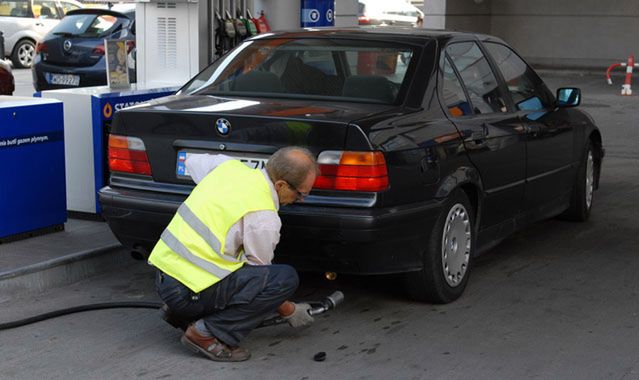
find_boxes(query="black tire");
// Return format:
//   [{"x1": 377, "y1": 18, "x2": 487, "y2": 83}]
[
  {"x1": 405, "y1": 189, "x2": 475, "y2": 303},
  {"x1": 560, "y1": 141, "x2": 594, "y2": 222},
  {"x1": 11, "y1": 39, "x2": 36, "y2": 69}
]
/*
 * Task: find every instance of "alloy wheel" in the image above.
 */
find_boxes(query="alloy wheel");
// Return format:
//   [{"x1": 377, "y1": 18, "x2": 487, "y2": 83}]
[
  {"x1": 441, "y1": 203, "x2": 471, "y2": 287},
  {"x1": 18, "y1": 43, "x2": 35, "y2": 67}
]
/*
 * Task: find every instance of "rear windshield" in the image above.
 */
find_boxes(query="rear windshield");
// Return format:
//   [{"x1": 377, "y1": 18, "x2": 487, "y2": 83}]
[
  {"x1": 181, "y1": 38, "x2": 416, "y2": 104},
  {"x1": 51, "y1": 13, "x2": 130, "y2": 38}
]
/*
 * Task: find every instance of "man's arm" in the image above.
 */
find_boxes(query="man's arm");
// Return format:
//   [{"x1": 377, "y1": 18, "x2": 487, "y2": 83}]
[
  {"x1": 242, "y1": 211, "x2": 281, "y2": 265},
  {"x1": 185, "y1": 154, "x2": 232, "y2": 184}
]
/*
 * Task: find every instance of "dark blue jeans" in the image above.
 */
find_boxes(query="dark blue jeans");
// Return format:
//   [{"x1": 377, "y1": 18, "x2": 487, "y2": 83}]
[{"x1": 156, "y1": 264, "x2": 298, "y2": 347}]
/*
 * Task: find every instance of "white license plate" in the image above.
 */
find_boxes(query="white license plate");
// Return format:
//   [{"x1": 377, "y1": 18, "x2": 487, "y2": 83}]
[
  {"x1": 176, "y1": 151, "x2": 268, "y2": 178},
  {"x1": 45, "y1": 73, "x2": 80, "y2": 86}
]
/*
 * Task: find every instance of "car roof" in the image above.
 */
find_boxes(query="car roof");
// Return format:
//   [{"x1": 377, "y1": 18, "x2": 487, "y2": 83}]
[{"x1": 256, "y1": 26, "x2": 505, "y2": 45}]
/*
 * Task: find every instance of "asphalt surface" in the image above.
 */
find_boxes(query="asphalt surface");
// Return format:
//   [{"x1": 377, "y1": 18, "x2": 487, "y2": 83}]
[{"x1": 1, "y1": 69, "x2": 638, "y2": 379}]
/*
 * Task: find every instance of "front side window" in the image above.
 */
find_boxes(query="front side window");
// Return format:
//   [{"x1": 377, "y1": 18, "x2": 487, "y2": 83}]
[
  {"x1": 440, "y1": 55, "x2": 472, "y2": 117},
  {"x1": 484, "y1": 42, "x2": 553, "y2": 111},
  {"x1": 181, "y1": 38, "x2": 417, "y2": 104},
  {"x1": 0, "y1": 0, "x2": 30, "y2": 17},
  {"x1": 446, "y1": 42, "x2": 506, "y2": 114}
]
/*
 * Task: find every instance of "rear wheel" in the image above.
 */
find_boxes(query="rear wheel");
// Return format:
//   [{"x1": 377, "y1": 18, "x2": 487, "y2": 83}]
[
  {"x1": 12, "y1": 39, "x2": 36, "y2": 69},
  {"x1": 405, "y1": 189, "x2": 475, "y2": 303},
  {"x1": 560, "y1": 141, "x2": 594, "y2": 222}
]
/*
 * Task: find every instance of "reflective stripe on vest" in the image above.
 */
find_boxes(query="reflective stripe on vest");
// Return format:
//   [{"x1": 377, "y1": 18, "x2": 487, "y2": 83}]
[
  {"x1": 176, "y1": 203, "x2": 241, "y2": 263},
  {"x1": 148, "y1": 160, "x2": 276, "y2": 292},
  {"x1": 160, "y1": 229, "x2": 232, "y2": 280}
]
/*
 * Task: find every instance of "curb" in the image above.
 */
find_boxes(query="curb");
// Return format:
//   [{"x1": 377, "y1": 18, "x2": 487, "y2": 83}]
[{"x1": 0, "y1": 243, "x2": 127, "y2": 298}]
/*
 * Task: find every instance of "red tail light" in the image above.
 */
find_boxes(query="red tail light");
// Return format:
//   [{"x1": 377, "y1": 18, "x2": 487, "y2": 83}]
[
  {"x1": 92, "y1": 44, "x2": 105, "y2": 55},
  {"x1": 126, "y1": 40, "x2": 136, "y2": 53},
  {"x1": 108, "y1": 134, "x2": 152, "y2": 175},
  {"x1": 314, "y1": 151, "x2": 389, "y2": 192},
  {"x1": 35, "y1": 42, "x2": 48, "y2": 54}
]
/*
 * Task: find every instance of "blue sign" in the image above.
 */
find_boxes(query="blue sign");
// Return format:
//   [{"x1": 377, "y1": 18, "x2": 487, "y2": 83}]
[
  {"x1": 90, "y1": 88, "x2": 177, "y2": 213},
  {"x1": 0, "y1": 99, "x2": 66, "y2": 239},
  {"x1": 301, "y1": 0, "x2": 335, "y2": 27}
]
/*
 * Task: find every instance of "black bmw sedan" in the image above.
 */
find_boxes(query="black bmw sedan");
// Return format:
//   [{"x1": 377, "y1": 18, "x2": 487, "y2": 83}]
[
  {"x1": 32, "y1": 7, "x2": 135, "y2": 91},
  {"x1": 98, "y1": 28, "x2": 604, "y2": 303}
]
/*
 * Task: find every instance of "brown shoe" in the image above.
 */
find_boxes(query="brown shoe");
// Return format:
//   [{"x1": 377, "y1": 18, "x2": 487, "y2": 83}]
[{"x1": 180, "y1": 324, "x2": 250, "y2": 362}]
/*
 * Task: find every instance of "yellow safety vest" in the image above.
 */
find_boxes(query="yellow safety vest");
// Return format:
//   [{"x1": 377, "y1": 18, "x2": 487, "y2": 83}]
[{"x1": 148, "y1": 160, "x2": 276, "y2": 293}]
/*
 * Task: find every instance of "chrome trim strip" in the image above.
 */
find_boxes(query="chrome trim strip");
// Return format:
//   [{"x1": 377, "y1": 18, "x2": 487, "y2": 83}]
[{"x1": 526, "y1": 163, "x2": 574, "y2": 183}]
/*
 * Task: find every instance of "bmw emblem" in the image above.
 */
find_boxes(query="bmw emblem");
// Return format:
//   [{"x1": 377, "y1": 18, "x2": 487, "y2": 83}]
[
  {"x1": 63, "y1": 40, "x2": 72, "y2": 51},
  {"x1": 215, "y1": 118, "x2": 231, "y2": 135}
]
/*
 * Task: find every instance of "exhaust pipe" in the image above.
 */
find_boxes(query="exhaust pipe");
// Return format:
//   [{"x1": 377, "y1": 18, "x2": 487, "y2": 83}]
[{"x1": 130, "y1": 245, "x2": 148, "y2": 261}]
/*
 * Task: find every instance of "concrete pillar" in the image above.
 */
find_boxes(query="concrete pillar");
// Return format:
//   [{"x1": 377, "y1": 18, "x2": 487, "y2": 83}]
[
  {"x1": 252, "y1": 0, "x2": 301, "y2": 30},
  {"x1": 335, "y1": 0, "x2": 357, "y2": 27},
  {"x1": 423, "y1": 0, "x2": 446, "y2": 29}
]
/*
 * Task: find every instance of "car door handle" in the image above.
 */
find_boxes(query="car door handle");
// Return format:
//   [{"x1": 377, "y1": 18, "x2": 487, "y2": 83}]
[
  {"x1": 471, "y1": 123, "x2": 489, "y2": 141},
  {"x1": 526, "y1": 125, "x2": 541, "y2": 135}
]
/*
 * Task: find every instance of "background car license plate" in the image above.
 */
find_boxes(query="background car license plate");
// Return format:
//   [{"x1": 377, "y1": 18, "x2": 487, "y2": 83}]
[
  {"x1": 45, "y1": 73, "x2": 80, "y2": 86},
  {"x1": 176, "y1": 151, "x2": 268, "y2": 178}
]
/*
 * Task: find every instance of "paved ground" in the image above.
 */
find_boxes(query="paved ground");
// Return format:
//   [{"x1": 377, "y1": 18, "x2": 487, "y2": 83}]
[{"x1": 1, "y1": 70, "x2": 638, "y2": 379}]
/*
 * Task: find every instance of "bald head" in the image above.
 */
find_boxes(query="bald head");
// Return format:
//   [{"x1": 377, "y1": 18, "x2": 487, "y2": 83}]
[{"x1": 266, "y1": 146, "x2": 319, "y2": 188}]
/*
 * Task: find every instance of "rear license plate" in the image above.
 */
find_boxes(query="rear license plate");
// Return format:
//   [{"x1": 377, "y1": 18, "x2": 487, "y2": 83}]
[
  {"x1": 176, "y1": 151, "x2": 268, "y2": 178},
  {"x1": 45, "y1": 73, "x2": 80, "y2": 86}
]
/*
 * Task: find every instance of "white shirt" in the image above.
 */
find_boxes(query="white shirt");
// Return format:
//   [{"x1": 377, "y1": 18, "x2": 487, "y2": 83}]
[{"x1": 185, "y1": 154, "x2": 281, "y2": 265}]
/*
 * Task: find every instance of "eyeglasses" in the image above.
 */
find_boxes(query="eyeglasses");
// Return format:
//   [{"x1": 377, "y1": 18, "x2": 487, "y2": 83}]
[{"x1": 285, "y1": 181, "x2": 310, "y2": 201}]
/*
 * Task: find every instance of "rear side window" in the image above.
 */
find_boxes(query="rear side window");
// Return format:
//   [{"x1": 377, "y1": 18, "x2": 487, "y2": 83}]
[
  {"x1": 484, "y1": 42, "x2": 554, "y2": 111},
  {"x1": 51, "y1": 13, "x2": 130, "y2": 38},
  {"x1": 181, "y1": 38, "x2": 417, "y2": 104},
  {"x1": 440, "y1": 56, "x2": 472, "y2": 117},
  {"x1": 0, "y1": 0, "x2": 31, "y2": 17},
  {"x1": 446, "y1": 42, "x2": 507, "y2": 114}
]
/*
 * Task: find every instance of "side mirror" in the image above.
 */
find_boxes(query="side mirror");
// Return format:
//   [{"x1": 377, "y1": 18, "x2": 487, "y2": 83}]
[{"x1": 556, "y1": 87, "x2": 581, "y2": 108}]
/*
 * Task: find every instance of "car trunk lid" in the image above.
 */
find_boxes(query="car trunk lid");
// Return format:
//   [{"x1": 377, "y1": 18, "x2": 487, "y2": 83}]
[
  {"x1": 42, "y1": 35, "x2": 104, "y2": 67},
  {"x1": 111, "y1": 94, "x2": 397, "y2": 185}
]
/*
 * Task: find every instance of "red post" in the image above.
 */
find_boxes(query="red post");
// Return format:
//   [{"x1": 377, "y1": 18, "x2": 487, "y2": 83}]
[{"x1": 622, "y1": 55, "x2": 634, "y2": 95}]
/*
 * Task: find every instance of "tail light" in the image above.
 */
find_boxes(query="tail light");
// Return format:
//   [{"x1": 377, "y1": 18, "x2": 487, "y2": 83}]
[
  {"x1": 108, "y1": 134, "x2": 152, "y2": 176},
  {"x1": 92, "y1": 44, "x2": 105, "y2": 55},
  {"x1": 314, "y1": 151, "x2": 389, "y2": 192},
  {"x1": 126, "y1": 40, "x2": 136, "y2": 53},
  {"x1": 35, "y1": 42, "x2": 48, "y2": 54}
]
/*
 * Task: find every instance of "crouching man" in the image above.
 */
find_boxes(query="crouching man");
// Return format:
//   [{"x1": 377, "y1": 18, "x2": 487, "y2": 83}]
[{"x1": 149, "y1": 147, "x2": 318, "y2": 362}]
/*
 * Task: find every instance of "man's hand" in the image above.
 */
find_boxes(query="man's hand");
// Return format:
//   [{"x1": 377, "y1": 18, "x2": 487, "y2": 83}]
[{"x1": 283, "y1": 302, "x2": 314, "y2": 328}]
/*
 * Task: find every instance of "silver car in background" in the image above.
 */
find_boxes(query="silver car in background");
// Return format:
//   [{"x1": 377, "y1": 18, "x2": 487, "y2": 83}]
[{"x1": 0, "y1": 0, "x2": 82, "y2": 68}]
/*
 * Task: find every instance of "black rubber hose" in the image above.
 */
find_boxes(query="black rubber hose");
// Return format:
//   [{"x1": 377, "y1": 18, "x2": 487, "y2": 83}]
[{"x1": 0, "y1": 301, "x2": 163, "y2": 331}]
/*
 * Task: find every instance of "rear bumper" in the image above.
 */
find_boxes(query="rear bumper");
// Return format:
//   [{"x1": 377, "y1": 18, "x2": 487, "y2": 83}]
[
  {"x1": 32, "y1": 60, "x2": 136, "y2": 91},
  {"x1": 98, "y1": 185, "x2": 444, "y2": 275},
  {"x1": 33, "y1": 60, "x2": 107, "y2": 91}
]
